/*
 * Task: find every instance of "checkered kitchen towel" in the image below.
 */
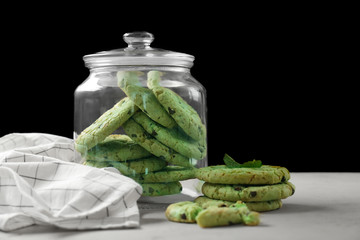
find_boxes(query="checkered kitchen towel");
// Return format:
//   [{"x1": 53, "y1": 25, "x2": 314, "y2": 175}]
[{"x1": 0, "y1": 133, "x2": 142, "y2": 231}]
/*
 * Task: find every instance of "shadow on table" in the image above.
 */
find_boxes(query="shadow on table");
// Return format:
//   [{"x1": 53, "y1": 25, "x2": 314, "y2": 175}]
[
  {"x1": 6, "y1": 225, "x2": 76, "y2": 235},
  {"x1": 6, "y1": 223, "x2": 141, "y2": 236},
  {"x1": 138, "y1": 202, "x2": 169, "y2": 211},
  {"x1": 140, "y1": 217, "x2": 169, "y2": 225},
  {"x1": 272, "y1": 203, "x2": 331, "y2": 214},
  {"x1": 139, "y1": 202, "x2": 170, "y2": 226}
]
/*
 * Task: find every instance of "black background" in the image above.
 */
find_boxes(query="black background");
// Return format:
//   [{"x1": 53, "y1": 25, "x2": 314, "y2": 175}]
[{"x1": 0, "y1": 4, "x2": 356, "y2": 172}]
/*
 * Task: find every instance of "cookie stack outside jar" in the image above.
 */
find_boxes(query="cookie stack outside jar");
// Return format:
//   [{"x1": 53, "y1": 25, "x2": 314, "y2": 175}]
[{"x1": 74, "y1": 32, "x2": 207, "y2": 197}]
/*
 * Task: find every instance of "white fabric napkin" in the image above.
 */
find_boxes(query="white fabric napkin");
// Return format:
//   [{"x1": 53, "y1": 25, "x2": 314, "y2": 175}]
[{"x1": 0, "y1": 133, "x2": 143, "y2": 231}]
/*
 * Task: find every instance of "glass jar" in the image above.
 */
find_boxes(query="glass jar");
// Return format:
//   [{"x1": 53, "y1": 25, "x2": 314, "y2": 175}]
[{"x1": 74, "y1": 32, "x2": 207, "y2": 196}]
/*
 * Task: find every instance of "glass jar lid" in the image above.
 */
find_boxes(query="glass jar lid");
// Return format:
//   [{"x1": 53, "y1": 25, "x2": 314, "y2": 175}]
[{"x1": 83, "y1": 32, "x2": 194, "y2": 68}]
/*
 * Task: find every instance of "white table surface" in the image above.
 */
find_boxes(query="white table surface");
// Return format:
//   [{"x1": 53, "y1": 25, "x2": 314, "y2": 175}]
[{"x1": 1, "y1": 172, "x2": 360, "y2": 240}]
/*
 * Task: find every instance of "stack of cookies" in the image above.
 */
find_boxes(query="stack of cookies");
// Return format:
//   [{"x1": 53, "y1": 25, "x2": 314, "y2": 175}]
[
  {"x1": 195, "y1": 165, "x2": 295, "y2": 212},
  {"x1": 75, "y1": 71, "x2": 207, "y2": 196}
]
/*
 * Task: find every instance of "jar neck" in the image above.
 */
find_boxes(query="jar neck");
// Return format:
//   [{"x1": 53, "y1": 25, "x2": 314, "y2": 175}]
[{"x1": 89, "y1": 66, "x2": 191, "y2": 74}]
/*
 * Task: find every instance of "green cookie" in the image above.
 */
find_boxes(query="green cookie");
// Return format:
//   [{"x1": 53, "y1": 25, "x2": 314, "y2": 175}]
[
  {"x1": 196, "y1": 165, "x2": 290, "y2": 185},
  {"x1": 194, "y1": 196, "x2": 234, "y2": 208},
  {"x1": 117, "y1": 71, "x2": 176, "y2": 128},
  {"x1": 245, "y1": 200, "x2": 283, "y2": 212},
  {"x1": 84, "y1": 156, "x2": 167, "y2": 176},
  {"x1": 75, "y1": 97, "x2": 138, "y2": 154},
  {"x1": 86, "y1": 134, "x2": 152, "y2": 161},
  {"x1": 201, "y1": 182, "x2": 295, "y2": 202},
  {"x1": 141, "y1": 182, "x2": 182, "y2": 196},
  {"x1": 122, "y1": 118, "x2": 194, "y2": 167},
  {"x1": 132, "y1": 111, "x2": 206, "y2": 160},
  {"x1": 135, "y1": 166, "x2": 196, "y2": 183},
  {"x1": 196, "y1": 206, "x2": 242, "y2": 227},
  {"x1": 165, "y1": 201, "x2": 203, "y2": 223},
  {"x1": 229, "y1": 201, "x2": 261, "y2": 226},
  {"x1": 195, "y1": 201, "x2": 260, "y2": 227},
  {"x1": 164, "y1": 199, "x2": 260, "y2": 227},
  {"x1": 194, "y1": 196, "x2": 283, "y2": 212},
  {"x1": 147, "y1": 71, "x2": 206, "y2": 141}
]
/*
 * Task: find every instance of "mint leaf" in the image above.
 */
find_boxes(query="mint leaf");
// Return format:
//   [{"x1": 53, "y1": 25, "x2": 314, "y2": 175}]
[
  {"x1": 223, "y1": 154, "x2": 262, "y2": 168},
  {"x1": 223, "y1": 154, "x2": 243, "y2": 168},
  {"x1": 241, "y1": 159, "x2": 263, "y2": 168}
]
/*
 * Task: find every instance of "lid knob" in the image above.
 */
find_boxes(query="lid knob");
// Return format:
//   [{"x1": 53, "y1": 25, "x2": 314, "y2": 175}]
[{"x1": 123, "y1": 31, "x2": 154, "y2": 49}]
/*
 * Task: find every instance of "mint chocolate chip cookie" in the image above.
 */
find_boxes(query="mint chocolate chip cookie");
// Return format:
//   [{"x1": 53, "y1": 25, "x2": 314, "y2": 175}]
[
  {"x1": 164, "y1": 200, "x2": 260, "y2": 227},
  {"x1": 195, "y1": 201, "x2": 260, "y2": 228},
  {"x1": 195, "y1": 206, "x2": 243, "y2": 227},
  {"x1": 201, "y1": 182, "x2": 295, "y2": 202},
  {"x1": 194, "y1": 196, "x2": 283, "y2": 212},
  {"x1": 147, "y1": 71, "x2": 206, "y2": 141},
  {"x1": 75, "y1": 97, "x2": 138, "y2": 154},
  {"x1": 136, "y1": 166, "x2": 196, "y2": 183},
  {"x1": 165, "y1": 201, "x2": 203, "y2": 223},
  {"x1": 194, "y1": 196, "x2": 234, "y2": 208},
  {"x1": 245, "y1": 200, "x2": 283, "y2": 212},
  {"x1": 141, "y1": 182, "x2": 182, "y2": 196},
  {"x1": 86, "y1": 134, "x2": 152, "y2": 161},
  {"x1": 196, "y1": 165, "x2": 290, "y2": 185},
  {"x1": 84, "y1": 156, "x2": 167, "y2": 176},
  {"x1": 117, "y1": 71, "x2": 176, "y2": 128},
  {"x1": 132, "y1": 111, "x2": 206, "y2": 160},
  {"x1": 122, "y1": 118, "x2": 194, "y2": 167}
]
